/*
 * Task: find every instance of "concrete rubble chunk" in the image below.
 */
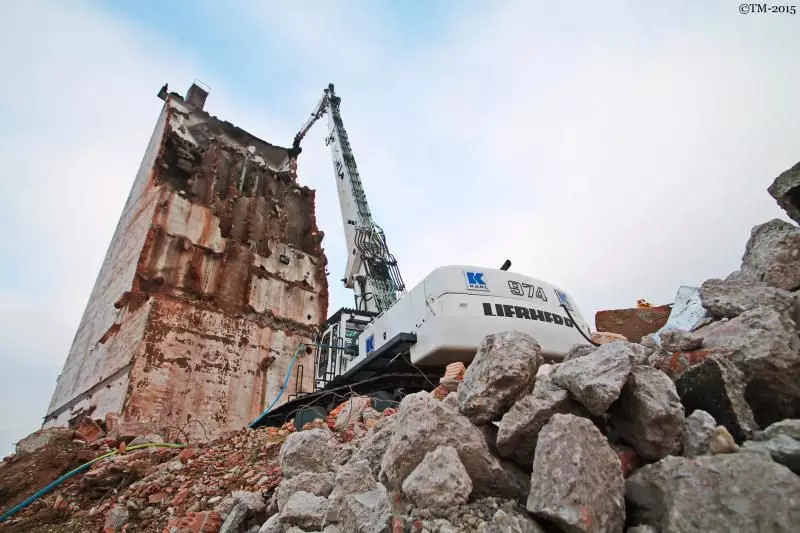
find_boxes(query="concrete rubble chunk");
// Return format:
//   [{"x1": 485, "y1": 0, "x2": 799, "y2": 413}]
[
  {"x1": 212, "y1": 495, "x2": 237, "y2": 517},
  {"x1": 644, "y1": 345, "x2": 670, "y2": 368},
  {"x1": 695, "y1": 307, "x2": 800, "y2": 426},
  {"x1": 344, "y1": 419, "x2": 396, "y2": 479},
  {"x1": 526, "y1": 414, "x2": 625, "y2": 533},
  {"x1": 499, "y1": 460, "x2": 531, "y2": 503},
  {"x1": 220, "y1": 502, "x2": 248, "y2": 533},
  {"x1": 627, "y1": 343, "x2": 651, "y2": 366},
  {"x1": 639, "y1": 334, "x2": 659, "y2": 351},
  {"x1": 708, "y1": 425, "x2": 738, "y2": 454},
  {"x1": 658, "y1": 328, "x2": 703, "y2": 352},
  {"x1": 331, "y1": 442, "x2": 359, "y2": 471},
  {"x1": 768, "y1": 160, "x2": 800, "y2": 224},
  {"x1": 276, "y1": 471, "x2": 334, "y2": 511},
  {"x1": 626, "y1": 527, "x2": 657, "y2": 533},
  {"x1": 279, "y1": 428, "x2": 334, "y2": 478},
  {"x1": 339, "y1": 484, "x2": 392, "y2": 533},
  {"x1": 480, "y1": 423, "x2": 499, "y2": 456},
  {"x1": 550, "y1": 341, "x2": 634, "y2": 415},
  {"x1": 563, "y1": 344, "x2": 597, "y2": 362},
  {"x1": 741, "y1": 434, "x2": 800, "y2": 473},
  {"x1": 233, "y1": 490, "x2": 267, "y2": 513},
  {"x1": 442, "y1": 391, "x2": 459, "y2": 409},
  {"x1": 361, "y1": 407, "x2": 381, "y2": 429},
  {"x1": 128, "y1": 433, "x2": 164, "y2": 447},
  {"x1": 753, "y1": 418, "x2": 800, "y2": 441},
  {"x1": 107, "y1": 421, "x2": 158, "y2": 443},
  {"x1": 682, "y1": 409, "x2": 717, "y2": 457},
  {"x1": 477, "y1": 508, "x2": 545, "y2": 533},
  {"x1": 259, "y1": 514, "x2": 282, "y2": 533},
  {"x1": 625, "y1": 453, "x2": 800, "y2": 532},
  {"x1": 458, "y1": 331, "x2": 543, "y2": 425},
  {"x1": 610, "y1": 366, "x2": 685, "y2": 460},
  {"x1": 675, "y1": 354, "x2": 757, "y2": 442},
  {"x1": 104, "y1": 503, "x2": 129, "y2": 532},
  {"x1": 380, "y1": 392, "x2": 524, "y2": 500},
  {"x1": 496, "y1": 370, "x2": 586, "y2": 466},
  {"x1": 731, "y1": 218, "x2": 800, "y2": 291},
  {"x1": 592, "y1": 331, "x2": 629, "y2": 345},
  {"x1": 280, "y1": 491, "x2": 327, "y2": 530},
  {"x1": 15, "y1": 427, "x2": 74, "y2": 455},
  {"x1": 326, "y1": 459, "x2": 378, "y2": 524},
  {"x1": 334, "y1": 396, "x2": 373, "y2": 430},
  {"x1": 401, "y1": 445, "x2": 473, "y2": 507},
  {"x1": 699, "y1": 278, "x2": 795, "y2": 319}
]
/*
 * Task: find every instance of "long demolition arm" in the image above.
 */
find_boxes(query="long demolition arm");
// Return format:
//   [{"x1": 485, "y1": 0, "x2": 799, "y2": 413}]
[{"x1": 291, "y1": 84, "x2": 405, "y2": 313}]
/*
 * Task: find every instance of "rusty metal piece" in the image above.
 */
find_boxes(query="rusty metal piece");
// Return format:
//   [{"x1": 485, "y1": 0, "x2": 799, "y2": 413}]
[{"x1": 595, "y1": 305, "x2": 672, "y2": 343}]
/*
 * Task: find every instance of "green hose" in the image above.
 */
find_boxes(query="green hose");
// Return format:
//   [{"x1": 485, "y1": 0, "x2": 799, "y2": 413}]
[{"x1": 0, "y1": 441, "x2": 186, "y2": 523}]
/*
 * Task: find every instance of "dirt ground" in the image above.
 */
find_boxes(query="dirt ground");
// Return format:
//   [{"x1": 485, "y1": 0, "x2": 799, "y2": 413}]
[{"x1": 0, "y1": 440, "x2": 96, "y2": 513}]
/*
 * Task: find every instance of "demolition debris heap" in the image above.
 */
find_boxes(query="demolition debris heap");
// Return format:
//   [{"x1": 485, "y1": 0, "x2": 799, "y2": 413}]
[
  {"x1": 3, "y1": 159, "x2": 800, "y2": 533},
  {"x1": 43, "y1": 83, "x2": 328, "y2": 441}
]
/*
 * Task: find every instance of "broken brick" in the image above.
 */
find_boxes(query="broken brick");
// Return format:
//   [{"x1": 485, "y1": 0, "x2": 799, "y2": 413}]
[
  {"x1": 179, "y1": 448, "x2": 198, "y2": 464},
  {"x1": 74, "y1": 417, "x2": 105, "y2": 444},
  {"x1": 163, "y1": 511, "x2": 222, "y2": 533}
]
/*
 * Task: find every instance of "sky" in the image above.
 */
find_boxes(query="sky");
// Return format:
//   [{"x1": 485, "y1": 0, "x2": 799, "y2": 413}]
[{"x1": 0, "y1": 0, "x2": 798, "y2": 457}]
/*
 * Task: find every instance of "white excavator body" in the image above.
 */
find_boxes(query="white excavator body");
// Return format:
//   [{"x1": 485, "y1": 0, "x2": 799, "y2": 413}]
[{"x1": 343, "y1": 265, "x2": 591, "y2": 374}]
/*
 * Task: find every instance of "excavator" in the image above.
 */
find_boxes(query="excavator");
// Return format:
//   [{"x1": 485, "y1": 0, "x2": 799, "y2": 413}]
[{"x1": 249, "y1": 84, "x2": 595, "y2": 429}]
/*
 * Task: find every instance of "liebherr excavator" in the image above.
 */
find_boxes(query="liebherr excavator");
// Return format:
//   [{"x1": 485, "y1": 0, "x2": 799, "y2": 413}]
[{"x1": 250, "y1": 84, "x2": 593, "y2": 429}]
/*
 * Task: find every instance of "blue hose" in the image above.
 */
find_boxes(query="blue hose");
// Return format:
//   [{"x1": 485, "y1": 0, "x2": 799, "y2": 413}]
[
  {"x1": 248, "y1": 344, "x2": 304, "y2": 429},
  {"x1": 0, "y1": 443, "x2": 185, "y2": 523},
  {"x1": 0, "y1": 456, "x2": 101, "y2": 523}
]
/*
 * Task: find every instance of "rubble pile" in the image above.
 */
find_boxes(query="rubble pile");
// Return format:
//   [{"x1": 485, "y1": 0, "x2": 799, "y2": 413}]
[
  {"x1": 256, "y1": 244, "x2": 800, "y2": 533},
  {"x1": 0, "y1": 418, "x2": 301, "y2": 532},
  {"x1": 2, "y1": 174, "x2": 800, "y2": 532}
]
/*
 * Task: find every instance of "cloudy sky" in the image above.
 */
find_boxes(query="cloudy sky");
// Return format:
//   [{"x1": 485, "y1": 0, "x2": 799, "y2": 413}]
[{"x1": 0, "y1": 0, "x2": 797, "y2": 456}]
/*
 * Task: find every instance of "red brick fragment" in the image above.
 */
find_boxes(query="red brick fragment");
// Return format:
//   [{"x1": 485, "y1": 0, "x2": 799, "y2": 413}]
[
  {"x1": 164, "y1": 511, "x2": 222, "y2": 533},
  {"x1": 179, "y1": 448, "x2": 197, "y2": 464},
  {"x1": 391, "y1": 516, "x2": 405, "y2": 533},
  {"x1": 443, "y1": 361, "x2": 466, "y2": 381},
  {"x1": 172, "y1": 489, "x2": 189, "y2": 507},
  {"x1": 74, "y1": 417, "x2": 105, "y2": 443},
  {"x1": 612, "y1": 443, "x2": 642, "y2": 477},
  {"x1": 54, "y1": 495, "x2": 68, "y2": 511},
  {"x1": 431, "y1": 386, "x2": 450, "y2": 400},
  {"x1": 148, "y1": 492, "x2": 166, "y2": 504}
]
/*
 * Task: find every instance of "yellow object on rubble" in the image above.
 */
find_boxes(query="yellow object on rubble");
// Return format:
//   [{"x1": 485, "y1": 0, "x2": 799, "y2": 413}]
[{"x1": 636, "y1": 299, "x2": 653, "y2": 308}]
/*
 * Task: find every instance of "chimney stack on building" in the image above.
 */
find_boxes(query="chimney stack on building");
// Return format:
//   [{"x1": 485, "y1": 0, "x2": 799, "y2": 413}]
[{"x1": 185, "y1": 81, "x2": 209, "y2": 110}]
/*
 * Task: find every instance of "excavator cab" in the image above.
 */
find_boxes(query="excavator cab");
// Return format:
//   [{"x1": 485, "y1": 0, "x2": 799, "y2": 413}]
[{"x1": 315, "y1": 308, "x2": 375, "y2": 390}]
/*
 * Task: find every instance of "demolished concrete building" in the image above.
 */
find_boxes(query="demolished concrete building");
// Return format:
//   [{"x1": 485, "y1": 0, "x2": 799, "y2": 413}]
[{"x1": 43, "y1": 82, "x2": 329, "y2": 439}]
